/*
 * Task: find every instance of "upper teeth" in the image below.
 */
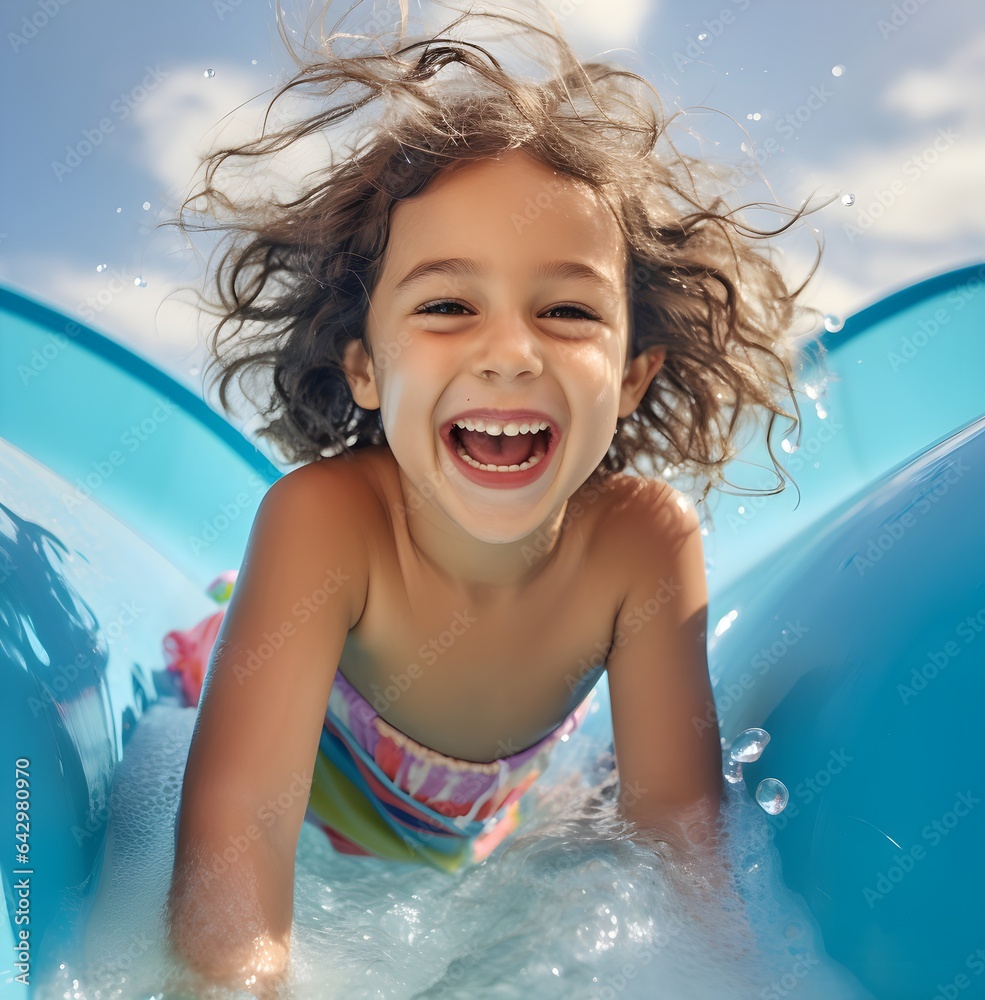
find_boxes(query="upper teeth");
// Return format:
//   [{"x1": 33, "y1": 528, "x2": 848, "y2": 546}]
[{"x1": 452, "y1": 418, "x2": 550, "y2": 436}]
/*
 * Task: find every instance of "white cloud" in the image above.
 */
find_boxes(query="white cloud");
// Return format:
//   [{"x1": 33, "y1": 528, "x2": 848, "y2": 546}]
[
  {"x1": 883, "y1": 30, "x2": 985, "y2": 120},
  {"x1": 1, "y1": 251, "x2": 208, "y2": 388},
  {"x1": 543, "y1": 0, "x2": 652, "y2": 52}
]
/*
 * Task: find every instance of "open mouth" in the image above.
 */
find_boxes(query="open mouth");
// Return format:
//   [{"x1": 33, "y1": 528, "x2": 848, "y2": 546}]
[{"x1": 448, "y1": 418, "x2": 552, "y2": 473}]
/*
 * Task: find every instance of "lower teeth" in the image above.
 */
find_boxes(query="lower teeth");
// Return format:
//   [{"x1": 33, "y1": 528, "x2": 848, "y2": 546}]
[{"x1": 455, "y1": 443, "x2": 543, "y2": 473}]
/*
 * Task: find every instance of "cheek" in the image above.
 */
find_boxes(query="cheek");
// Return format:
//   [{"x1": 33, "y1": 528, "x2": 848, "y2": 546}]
[{"x1": 373, "y1": 342, "x2": 439, "y2": 436}]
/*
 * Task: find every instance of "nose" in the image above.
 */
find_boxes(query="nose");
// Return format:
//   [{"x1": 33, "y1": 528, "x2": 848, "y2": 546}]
[{"x1": 470, "y1": 313, "x2": 544, "y2": 382}]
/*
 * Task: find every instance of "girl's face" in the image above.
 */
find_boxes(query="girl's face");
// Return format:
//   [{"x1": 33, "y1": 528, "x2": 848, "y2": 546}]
[{"x1": 345, "y1": 149, "x2": 663, "y2": 545}]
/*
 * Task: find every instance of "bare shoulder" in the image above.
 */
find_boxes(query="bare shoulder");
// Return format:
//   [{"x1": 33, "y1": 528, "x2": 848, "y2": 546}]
[
  {"x1": 587, "y1": 474, "x2": 700, "y2": 560},
  {"x1": 245, "y1": 452, "x2": 385, "y2": 628}
]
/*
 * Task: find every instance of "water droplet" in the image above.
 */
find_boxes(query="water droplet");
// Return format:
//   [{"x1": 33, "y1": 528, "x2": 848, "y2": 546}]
[
  {"x1": 756, "y1": 778, "x2": 789, "y2": 815},
  {"x1": 251, "y1": 58, "x2": 257, "y2": 65},
  {"x1": 815, "y1": 403, "x2": 828, "y2": 420},
  {"x1": 823, "y1": 314, "x2": 844, "y2": 333},
  {"x1": 723, "y1": 758, "x2": 744, "y2": 784},
  {"x1": 204, "y1": 68, "x2": 215, "y2": 79},
  {"x1": 698, "y1": 32, "x2": 708, "y2": 41},
  {"x1": 841, "y1": 193, "x2": 856, "y2": 206},
  {"x1": 832, "y1": 64, "x2": 845, "y2": 77},
  {"x1": 115, "y1": 207, "x2": 122, "y2": 214},
  {"x1": 189, "y1": 366, "x2": 200, "y2": 377},
  {"x1": 142, "y1": 201, "x2": 151, "y2": 211},
  {"x1": 781, "y1": 438, "x2": 798, "y2": 454},
  {"x1": 133, "y1": 277, "x2": 146, "y2": 288},
  {"x1": 729, "y1": 728, "x2": 770, "y2": 763},
  {"x1": 96, "y1": 263, "x2": 107, "y2": 272}
]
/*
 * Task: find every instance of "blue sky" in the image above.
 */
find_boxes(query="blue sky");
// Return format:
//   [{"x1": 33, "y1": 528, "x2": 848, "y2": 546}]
[{"x1": 2, "y1": 0, "x2": 981, "y2": 403}]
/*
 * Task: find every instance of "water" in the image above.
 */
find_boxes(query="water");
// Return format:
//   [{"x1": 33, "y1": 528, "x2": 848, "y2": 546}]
[{"x1": 37, "y1": 704, "x2": 872, "y2": 999}]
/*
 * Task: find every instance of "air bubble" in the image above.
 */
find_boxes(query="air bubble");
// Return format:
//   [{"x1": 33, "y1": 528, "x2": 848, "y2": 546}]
[
  {"x1": 204, "y1": 68, "x2": 215, "y2": 79},
  {"x1": 756, "y1": 778, "x2": 789, "y2": 815},
  {"x1": 823, "y1": 314, "x2": 844, "y2": 333},
  {"x1": 831, "y1": 65, "x2": 845, "y2": 77},
  {"x1": 729, "y1": 728, "x2": 770, "y2": 763},
  {"x1": 841, "y1": 193, "x2": 856, "y2": 206}
]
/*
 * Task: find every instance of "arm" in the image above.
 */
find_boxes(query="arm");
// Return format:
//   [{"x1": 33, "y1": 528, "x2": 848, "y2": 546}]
[
  {"x1": 604, "y1": 482, "x2": 726, "y2": 882},
  {"x1": 165, "y1": 462, "x2": 368, "y2": 995}
]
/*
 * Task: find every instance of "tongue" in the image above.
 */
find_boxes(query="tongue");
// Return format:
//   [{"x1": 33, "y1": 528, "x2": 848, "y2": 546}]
[{"x1": 458, "y1": 429, "x2": 534, "y2": 467}]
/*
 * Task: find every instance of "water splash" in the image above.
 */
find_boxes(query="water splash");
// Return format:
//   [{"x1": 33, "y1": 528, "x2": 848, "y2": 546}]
[
  {"x1": 756, "y1": 778, "x2": 790, "y2": 816},
  {"x1": 729, "y1": 728, "x2": 770, "y2": 763},
  {"x1": 823, "y1": 314, "x2": 845, "y2": 334}
]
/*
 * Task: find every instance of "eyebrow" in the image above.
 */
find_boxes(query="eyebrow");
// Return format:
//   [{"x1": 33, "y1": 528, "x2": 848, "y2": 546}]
[{"x1": 391, "y1": 257, "x2": 621, "y2": 295}]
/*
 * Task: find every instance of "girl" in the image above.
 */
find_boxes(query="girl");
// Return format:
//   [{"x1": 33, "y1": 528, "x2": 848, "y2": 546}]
[{"x1": 164, "y1": 1, "x2": 808, "y2": 993}]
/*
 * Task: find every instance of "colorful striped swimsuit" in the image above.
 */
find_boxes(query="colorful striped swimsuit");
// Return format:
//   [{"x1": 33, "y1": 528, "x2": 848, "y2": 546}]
[{"x1": 164, "y1": 602, "x2": 595, "y2": 873}]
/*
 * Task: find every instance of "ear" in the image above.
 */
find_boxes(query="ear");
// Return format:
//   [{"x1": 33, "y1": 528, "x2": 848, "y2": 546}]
[
  {"x1": 618, "y1": 345, "x2": 666, "y2": 418},
  {"x1": 341, "y1": 338, "x2": 380, "y2": 410}
]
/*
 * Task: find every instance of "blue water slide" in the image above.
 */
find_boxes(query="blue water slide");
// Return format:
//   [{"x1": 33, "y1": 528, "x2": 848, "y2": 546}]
[{"x1": 1, "y1": 263, "x2": 983, "y2": 998}]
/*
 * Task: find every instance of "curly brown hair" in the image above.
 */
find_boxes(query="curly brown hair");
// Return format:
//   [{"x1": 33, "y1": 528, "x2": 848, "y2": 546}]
[{"x1": 175, "y1": 0, "x2": 819, "y2": 503}]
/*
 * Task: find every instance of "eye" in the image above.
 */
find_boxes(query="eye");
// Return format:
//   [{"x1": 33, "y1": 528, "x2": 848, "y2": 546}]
[
  {"x1": 416, "y1": 300, "x2": 473, "y2": 316},
  {"x1": 543, "y1": 303, "x2": 601, "y2": 321},
  {"x1": 414, "y1": 301, "x2": 601, "y2": 320}
]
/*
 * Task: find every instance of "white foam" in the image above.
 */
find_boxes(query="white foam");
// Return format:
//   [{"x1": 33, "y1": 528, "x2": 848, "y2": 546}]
[{"x1": 36, "y1": 700, "x2": 874, "y2": 999}]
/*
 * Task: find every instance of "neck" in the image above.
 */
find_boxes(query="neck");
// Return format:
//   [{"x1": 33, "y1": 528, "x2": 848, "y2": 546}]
[{"x1": 397, "y1": 476, "x2": 569, "y2": 596}]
